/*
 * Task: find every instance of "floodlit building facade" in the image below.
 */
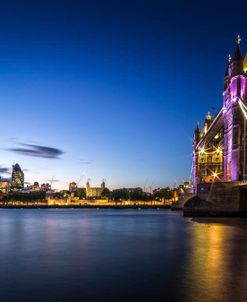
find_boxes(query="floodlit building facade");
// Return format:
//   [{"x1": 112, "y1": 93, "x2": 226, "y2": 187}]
[
  {"x1": 86, "y1": 180, "x2": 105, "y2": 199},
  {"x1": 69, "y1": 182, "x2": 78, "y2": 193},
  {"x1": 0, "y1": 179, "x2": 10, "y2": 193}
]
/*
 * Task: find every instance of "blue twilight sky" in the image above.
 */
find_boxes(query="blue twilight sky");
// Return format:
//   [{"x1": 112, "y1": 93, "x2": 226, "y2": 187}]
[{"x1": 0, "y1": 0, "x2": 246, "y2": 190}]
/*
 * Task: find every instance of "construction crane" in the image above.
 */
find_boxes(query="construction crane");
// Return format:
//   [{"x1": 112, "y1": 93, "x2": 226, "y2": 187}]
[
  {"x1": 149, "y1": 180, "x2": 154, "y2": 194},
  {"x1": 142, "y1": 177, "x2": 149, "y2": 193},
  {"x1": 77, "y1": 172, "x2": 85, "y2": 187},
  {"x1": 48, "y1": 176, "x2": 54, "y2": 190}
]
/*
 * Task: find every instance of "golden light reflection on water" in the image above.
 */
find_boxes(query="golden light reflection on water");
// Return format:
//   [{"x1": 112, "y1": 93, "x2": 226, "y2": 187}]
[{"x1": 183, "y1": 219, "x2": 247, "y2": 302}]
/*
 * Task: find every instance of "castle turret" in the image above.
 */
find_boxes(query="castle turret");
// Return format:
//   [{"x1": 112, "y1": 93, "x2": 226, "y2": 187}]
[
  {"x1": 101, "y1": 180, "x2": 105, "y2": 189},
  {"x1": 201, "y1": 112, "x2": 212, "y2": 137}
]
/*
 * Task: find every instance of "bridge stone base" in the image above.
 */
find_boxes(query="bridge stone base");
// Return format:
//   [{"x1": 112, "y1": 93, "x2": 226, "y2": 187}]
[
  {"x1": 171, "y1": 193, "x2": 195, "y2": 210},
  {"x1": 184, "y1": 182, "x2": 247, "y2": 216}
]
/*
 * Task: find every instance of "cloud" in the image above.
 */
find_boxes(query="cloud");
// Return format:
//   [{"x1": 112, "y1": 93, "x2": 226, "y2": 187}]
[
  {"x1": 0, "y1": 167, "x2": 10, "y2": 175},
  {"x1": 8, "y1": 143, "x2": 64, "y2": 159},
  {"x1": 78, "y1": 159, "x2": 93, "y2": 165},
  {"x1": 43, "y1": 179, "x2": 60, "y2": 183},
  {"x1": 9, "y1": 137, "x2": 19, "y2": 142},
  {"x1": 0, "y1": 177, "x2": 11, "y2": 182}
]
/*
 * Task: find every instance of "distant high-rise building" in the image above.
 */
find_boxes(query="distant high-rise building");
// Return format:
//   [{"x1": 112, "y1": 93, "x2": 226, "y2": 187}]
[
  {"x1": 32, "y1": 181, "x2": 40, "y2": 191},
  {"x1": 41, "y1": 183, "x2": 51, "y2": 191},
  {"x1": 69, "y1": 182, "x2": 77, "y2": 193},
  {"x1": 0, "y1": 177, "x2": 10, "y2": 193},
  {"x1": 11, "y1": 163, "x2": 24, "y2": 189}
]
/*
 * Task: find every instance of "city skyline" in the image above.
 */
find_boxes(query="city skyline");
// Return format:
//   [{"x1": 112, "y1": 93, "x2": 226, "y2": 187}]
[{"x1": 0, "y1": 1, "x2": 246, "y2": 189}]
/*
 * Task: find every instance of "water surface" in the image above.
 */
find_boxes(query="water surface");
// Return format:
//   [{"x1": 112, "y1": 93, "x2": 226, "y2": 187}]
[{"x1": 1, "y1": 209, "x2": 247, "y2": 302}]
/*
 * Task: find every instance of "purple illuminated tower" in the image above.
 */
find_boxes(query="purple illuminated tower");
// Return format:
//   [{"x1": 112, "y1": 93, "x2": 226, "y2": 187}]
[
  {"x1": 192, "y1": 36, "x2": 247, "y2": 192},
  {"x1": 223, "y1": 36, "x2": 247, "y2": 181}
]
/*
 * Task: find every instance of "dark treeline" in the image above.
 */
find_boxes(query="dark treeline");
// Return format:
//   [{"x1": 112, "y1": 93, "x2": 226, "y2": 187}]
[
  {"x1": 55, "y1": 187, "x2": 173, "y2": 201},
  {"x1": 2, "y1": 191, "x2": 46, "y2": 202},
  {"x1": 102, "y1": 187, "x2": 173, "y2": 201},
  {"x1": 0, "y1": 187, "x2": 173, "y2": 202}
]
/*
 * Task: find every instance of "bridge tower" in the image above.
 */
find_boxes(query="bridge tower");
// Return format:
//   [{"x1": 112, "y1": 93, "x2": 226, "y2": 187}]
[{"x1": 223, "y1": 36, "x2": 247, "y2": 181}]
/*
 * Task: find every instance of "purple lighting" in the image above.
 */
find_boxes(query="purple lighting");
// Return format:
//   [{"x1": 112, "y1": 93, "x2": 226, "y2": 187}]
[{"x1": 193, "y1": 37, "x2": 247, "y2": 188}]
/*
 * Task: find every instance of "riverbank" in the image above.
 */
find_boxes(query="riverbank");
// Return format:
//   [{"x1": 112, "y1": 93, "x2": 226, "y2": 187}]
[
  {"x1": 0, "y1": 197, "x2": 173, "y2": 209},
  {"x1": 0, "y1": 203, "x2": 171, "y2": 209},
  {"x1": 182, "y1": 183, "x2": 247, "y2": 217}
]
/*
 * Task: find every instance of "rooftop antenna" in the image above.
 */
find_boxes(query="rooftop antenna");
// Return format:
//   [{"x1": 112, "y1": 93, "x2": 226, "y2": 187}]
[
  {"x1": 50, "y1": 176, "x2": 54, "y2": 189},
  {"x1": 143, "y1": 177, "x2": 148, "y2": 193},
  {"x1": 173, "y1": 179, "x2": 177, "y2": 189}
]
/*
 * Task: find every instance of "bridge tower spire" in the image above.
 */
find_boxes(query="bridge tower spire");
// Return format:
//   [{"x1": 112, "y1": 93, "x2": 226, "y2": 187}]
[{"x1": 231, "y1": 34, "x2": 243, "y2": 76}]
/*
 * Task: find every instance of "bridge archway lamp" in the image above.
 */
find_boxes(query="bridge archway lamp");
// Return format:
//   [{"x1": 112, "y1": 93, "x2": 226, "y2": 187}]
[{"x1": 238, "y1": 99, "x2": 247, "y2": 180}]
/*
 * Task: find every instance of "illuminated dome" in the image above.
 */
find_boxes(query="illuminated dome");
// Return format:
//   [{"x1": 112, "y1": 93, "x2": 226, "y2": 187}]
[
  {"x1": 244, "y1": 53, "x2": 247, "y2": 73},
  {"x1": 206, "y1": 112, "x2": 212, "y2": 120}
]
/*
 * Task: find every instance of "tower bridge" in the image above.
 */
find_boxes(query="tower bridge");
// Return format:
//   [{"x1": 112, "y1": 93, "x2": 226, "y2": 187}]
[{"x1": 192, "y1": 36, "x2": 247, "y2": 192}]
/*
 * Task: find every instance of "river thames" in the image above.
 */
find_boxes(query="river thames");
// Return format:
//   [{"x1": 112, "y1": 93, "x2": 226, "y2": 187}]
[{"x1": 1, "y1": 209, "x2": 247, "y2": 302}]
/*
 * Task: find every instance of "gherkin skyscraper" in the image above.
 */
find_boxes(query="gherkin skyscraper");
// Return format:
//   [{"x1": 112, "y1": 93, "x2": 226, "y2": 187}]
[{"x1": 11, "y1": 163, "x2": 24, "y2": 189}]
